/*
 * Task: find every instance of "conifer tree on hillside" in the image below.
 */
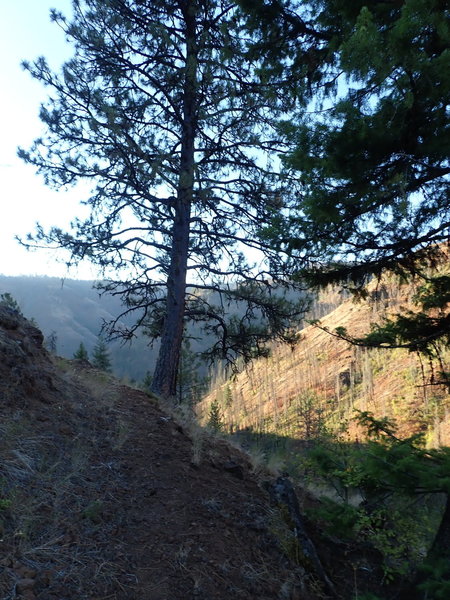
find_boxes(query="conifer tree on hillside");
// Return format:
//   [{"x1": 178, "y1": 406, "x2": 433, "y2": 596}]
[
  {"x1": 45, "y1": 330, "x2": 58, "y2": 354},
  {"x1": 306, "y1": 412, "x2": 450, "y2": 598},
  {"x1": 240, "y1": 2, "x2": 450, "y2": 596},
  {"x1": 73, "y1": 342, "x2": 89, "y2": 361},
  {"x1": 92, "y1": 337, "x2": 112, "y2": 372},
  {"x1": 244, "y1": 0, "x2": 450, "y2": 376},
  {"x1": 207, "y1": 398, "x2": 224, "y2": 432},
  {"x1": 20, "y1": 0, "x2": 307, "y2": 399},
  {"x1": 0, "y1": 293, "x2": 22, "y2": 314}
]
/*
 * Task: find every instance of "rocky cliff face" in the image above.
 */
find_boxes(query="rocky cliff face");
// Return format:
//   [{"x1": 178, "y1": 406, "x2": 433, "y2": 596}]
[{"x1": 0, "y1": 304, "x2": 57, "y2": 408}]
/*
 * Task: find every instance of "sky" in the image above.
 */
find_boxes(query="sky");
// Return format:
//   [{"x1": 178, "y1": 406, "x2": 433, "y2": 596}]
[
  {"x1": 0, "y1": 1, "x2": 267, "y2": 283},
  {"x1": 0, "y1": 0, "x2": 99, "y2": 279}
]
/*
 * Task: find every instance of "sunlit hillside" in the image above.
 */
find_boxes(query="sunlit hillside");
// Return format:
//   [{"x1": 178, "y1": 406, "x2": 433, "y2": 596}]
[{"x1": 200, "y1": 273, "x2": 450, "y2": 447}]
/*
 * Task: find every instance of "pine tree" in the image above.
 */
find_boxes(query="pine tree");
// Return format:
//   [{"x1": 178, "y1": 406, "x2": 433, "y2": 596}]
[
  {"x1": 73, "y1": 342, "x2": 89, "y2": 361},
  {"x1": 0, "y1": 292, "x2": 22, "y2": 314},
  {"x1": 247, "y1": 0, "x2": 449, "y2": 373},
  {"x1": 241, "y1": 3, "x2": 450, "y2": 595},
  {"x1": 141, "y1": 371, "x2": 153, "y2": 395},
  {"x1": 207, "y1": 398, "x2": 223, "y2": 432},
  {"x1": 19, "y1": 0, "x2": 308, "y2": 399},
  {"x1": 92, "y1": 338, "x2": 112, "y2": 372},
  {"x1": 45, "y1": 330, "x2": 58, "y2": 354},
  {"x1": 307, "y1": 411, "x2": 450, "y2": 597},
  {"x1": 224, "y1": 384, "x2": 233, "y2": 408}
]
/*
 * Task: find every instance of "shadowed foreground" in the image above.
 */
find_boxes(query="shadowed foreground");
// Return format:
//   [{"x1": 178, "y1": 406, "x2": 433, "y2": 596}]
[{"x1": 0, "y1": 305, "x2": 311, "y2": 599}]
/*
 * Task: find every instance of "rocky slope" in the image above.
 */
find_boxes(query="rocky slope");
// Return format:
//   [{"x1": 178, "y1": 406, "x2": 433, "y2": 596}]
[{"x1": 2, "y1": 302, "x2": 396, "y2": 600}]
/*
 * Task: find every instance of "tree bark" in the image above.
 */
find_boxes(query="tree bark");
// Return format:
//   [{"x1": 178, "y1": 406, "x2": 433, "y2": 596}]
[
  {"x1": 151, "y1": 2, "x2": 197, "y2": 399},
  {"x1": 398, "y1": 494, "x2": 450, "y2": 599},
  {"x1": 267, "y1": 477, "x2": 337, "y2": 598},
  {"x1": 427, "y1": 494, "x2": 450, "y2": 564},
  {"x1": 415, "y1": 494, "x2": 450, "y2": 598}
]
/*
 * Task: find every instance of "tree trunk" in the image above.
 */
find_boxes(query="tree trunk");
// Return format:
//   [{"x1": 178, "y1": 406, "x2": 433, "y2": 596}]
[
  {"x1": 415, "y1": 494, "x2": 450, "y2": 597},
  {"x1": 151, "y1": 201, "x2": 191, "y2": 399},
  {"x1": 267, "y1": 476, "x2": 337, "y2": 598},
  {"x1": 427, "y1": 493, "x2": 450, "y2": 563},
  {"x1": 399, "y1": 494, "x2": 450, "y2": 599},
  {"x1": 151, "y1": 3, "x2": 197, "y2": 399}
]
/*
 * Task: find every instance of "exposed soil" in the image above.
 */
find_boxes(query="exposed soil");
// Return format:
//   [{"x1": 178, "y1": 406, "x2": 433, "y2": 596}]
[{"x1": 1, "y1": 304, "x2": 331, "y2": 599}]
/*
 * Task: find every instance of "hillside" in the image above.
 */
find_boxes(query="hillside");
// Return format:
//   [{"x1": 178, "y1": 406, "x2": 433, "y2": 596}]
[
  {"x1": 0, "y1": 275, "x2": 157, "y2": 382},
  {"x1": 200, "y1": 273, "x2": 450, "y2": 447},
  {"x1": 5, "y1": 283, "x2": 450, "y2": 598},
  {"x1": 0, "y1": 302, "x2": 299, "y2": 599},
  {"x1": 3, "y1": 294, "x2": 416, "y2": 599},
  {"x1": 0, "y1": 275, "x2": 341, "y2": 389}
]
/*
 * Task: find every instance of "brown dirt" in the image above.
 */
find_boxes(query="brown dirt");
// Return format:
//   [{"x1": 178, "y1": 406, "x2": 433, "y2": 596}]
[{"x1": 0, "y1": 304, "x2": 324, "y2": 599}]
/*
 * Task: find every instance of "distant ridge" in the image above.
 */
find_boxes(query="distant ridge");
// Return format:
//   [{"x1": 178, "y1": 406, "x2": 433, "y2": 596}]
[{"x1": 0, "y1": 275, "x2": 155, "y2": 381}]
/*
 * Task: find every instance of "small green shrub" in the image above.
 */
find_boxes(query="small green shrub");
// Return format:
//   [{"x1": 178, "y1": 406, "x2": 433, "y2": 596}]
[
  {"x1": 303, "y1": 411, "x2": 450, "y2": 584},
  {"x1": 0, "y1": 498, "x2": 12, "y2": 511},
  {"x1": 207, "y1": 399, "x2": 224, "y2": 432},
  {"x1": 82, "y1": 500, "x2": 104, "y2": 523},
  {"x1": 418, "y1": 558, "x2": 450, "y2": 599}
]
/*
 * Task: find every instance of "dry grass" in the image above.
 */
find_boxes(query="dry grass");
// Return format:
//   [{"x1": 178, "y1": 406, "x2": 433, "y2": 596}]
[{"x1": 0, "y1": 362, "x2": 134, "y2": 598}]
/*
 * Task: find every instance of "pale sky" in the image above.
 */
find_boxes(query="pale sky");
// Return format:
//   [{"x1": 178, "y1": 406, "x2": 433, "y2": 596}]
[
  {"x1": 0, "y1": 1, "x2": 266, "y2": 283},
  {"x1": 0, "y1": 0, "x2": 98, "y2": 279}
]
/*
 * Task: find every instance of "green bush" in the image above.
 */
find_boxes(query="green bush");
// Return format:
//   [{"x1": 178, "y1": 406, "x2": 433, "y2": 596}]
[{"x1": 303, "y1": 411, "x2": 450, "y2": 586}]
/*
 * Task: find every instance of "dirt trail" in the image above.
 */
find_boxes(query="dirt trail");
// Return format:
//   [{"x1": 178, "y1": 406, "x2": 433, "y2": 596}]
[
  {"x1": 92, "y1": 382, "x2": 303, "y2": 600},
  {"x1": 0, "y1": 305, "x2": 309, "y2": 599}
]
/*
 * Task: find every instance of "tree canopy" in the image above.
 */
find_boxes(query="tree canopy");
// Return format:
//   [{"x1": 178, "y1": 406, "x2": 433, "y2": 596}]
[
  {"x1": 20, "y1": 0, "x2": 307, "y2": 398},
  {"x1": 248, "y1": 0, "x2": 449, "y2": 366},
  {"x1": 240, "y1": 3, "x2": 449, "y2": 595},
  {"x1": 306, "y1": 411, "x2": 450, "y2": 596},
  {"x1": 253, "y1": 0, "x2": 449, "y2": 273}
]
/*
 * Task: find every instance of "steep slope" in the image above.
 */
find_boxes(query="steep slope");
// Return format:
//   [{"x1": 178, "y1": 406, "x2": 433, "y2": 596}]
[
  {"x1": 0, "y1": 303, "x2": 336, "y2": 600},
  {"x1": 200, "y1": 274, "x2": 450, "y2": 446},
  {"x1": 0, "y1": 275, "x2": 344, "y2": 387},
  {"x1": 0, "y1": 275, "x2": 154, "y2": 381}
]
